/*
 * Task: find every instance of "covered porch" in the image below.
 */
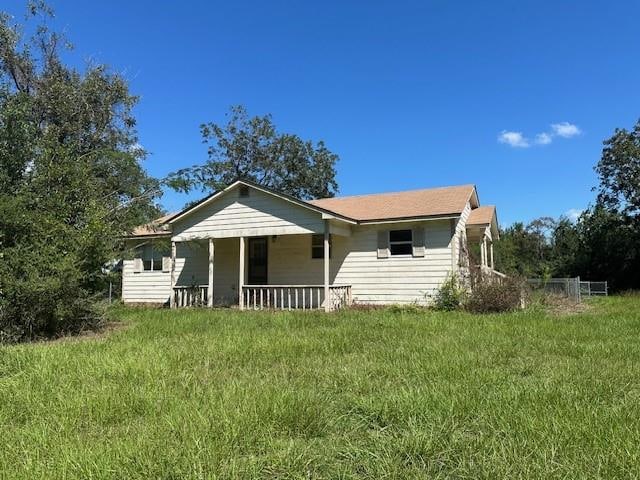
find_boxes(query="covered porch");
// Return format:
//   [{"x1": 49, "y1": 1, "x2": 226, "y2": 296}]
[
  {"x1": 466, "y1": 205, "x2": 504, "y2": 281},
  {"x1": 169, "y1": 220, "x2": 352, "y2": 311}
]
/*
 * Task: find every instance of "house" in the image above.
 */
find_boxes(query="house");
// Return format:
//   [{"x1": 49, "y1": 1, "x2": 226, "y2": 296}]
[{"x1": 122, "y1": 180, "x2": 500, "y2": 310}]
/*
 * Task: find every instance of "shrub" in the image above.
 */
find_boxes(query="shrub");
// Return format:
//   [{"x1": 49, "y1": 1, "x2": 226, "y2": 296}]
[
  {"x1": 465, "y1": 277, "x2": 526, "y2": 314},
  {"x1": 432, "y1": 275, "x2": 465, "y2": 311},
  {"x1": 0, "y1": 246, "x2": 107, "y2": 343}
]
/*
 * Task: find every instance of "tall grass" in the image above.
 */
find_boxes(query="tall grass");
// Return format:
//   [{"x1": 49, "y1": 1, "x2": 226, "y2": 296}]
[{"x1": 1, "y1": 297, "x2": 639, "y2": 478}]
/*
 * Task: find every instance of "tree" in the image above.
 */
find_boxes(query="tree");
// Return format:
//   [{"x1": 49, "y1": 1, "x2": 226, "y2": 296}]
[
  {"x1": 573, "y1": 206, "x2": 640, "y2": 291},
  {"x1": 494, "y1": 219, "x2": 556, "y2": 277},
  {"x1": 549, "y1": 217, "x2": 581, "y2": 276},
  {"x1": 0, "y1": 3, "x2": 161, "y2": 341},
  {"x1": 167, "y1": 105, "x2": 339, "y2": 199},
  {"x1": 596, "y1": 119, "x2": 640, "y2": 215}
]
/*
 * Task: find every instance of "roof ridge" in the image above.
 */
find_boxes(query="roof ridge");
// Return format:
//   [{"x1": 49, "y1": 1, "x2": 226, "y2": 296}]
[{"x1": 311, "y1": 184, "x2": 475, "y2": 202}]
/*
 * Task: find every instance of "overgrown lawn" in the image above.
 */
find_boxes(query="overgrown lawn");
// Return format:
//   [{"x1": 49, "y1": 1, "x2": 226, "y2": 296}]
[{"x1": 1, "y1": 297, "x2": 639, "y2": 478}]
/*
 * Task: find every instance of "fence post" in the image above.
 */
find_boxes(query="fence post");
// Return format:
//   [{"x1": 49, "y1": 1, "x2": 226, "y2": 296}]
[
  {"x1": 576, "y1": 276, "x2": 581, "y2": 303},
  {"x1": 605, "y1": 281, "x2": 608, "y2": 296}
]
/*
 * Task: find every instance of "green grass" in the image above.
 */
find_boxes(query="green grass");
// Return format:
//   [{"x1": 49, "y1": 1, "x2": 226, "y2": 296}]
[{"x1": 1, "y1": 297, "x2": 640, "y2": 479}]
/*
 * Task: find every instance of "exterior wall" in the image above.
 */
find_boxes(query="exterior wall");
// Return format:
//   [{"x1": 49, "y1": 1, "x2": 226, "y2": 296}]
[
  {"x1": 122, "y1": 219, "x2": 457, "y2": 306},
  {"x1": 268, "y1": 234, "x2": 333, "y2": 285},
  {"x1": 453, "y1": 201, "x2": 473, "y2": 282},
  {"x1": 333, "y1": 220, "x2": 454, "y2": 305},
  {"x1": 121, "y1": 239, "x2": 172, "y2": 304},
  {"x1": 121, "y1": 259, "x2": 171, "y2": 304},
  {"x1": 171, "y1": 186, "x2": 326, "y2": 241},
  {"x1": 122, "y1": 239, "x2": 241, "y2": 305},
  {"x1": 452, "y1": 201, "x2": 472, "y2": 267}
]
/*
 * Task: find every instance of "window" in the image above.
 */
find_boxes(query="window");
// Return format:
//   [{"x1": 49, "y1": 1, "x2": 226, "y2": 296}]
[
  {"x1": 389, "y1": 229, "x2": 412, "y2": 256},
  {"x1": 311, "y1": 234, "x2": 331, "y2": 259},
  {"x1": 138, "y1": 244, "x2": 163, "y2": 271},
  {"x1": 239, "y1": 185, "x2": 250, "y2": 197}
]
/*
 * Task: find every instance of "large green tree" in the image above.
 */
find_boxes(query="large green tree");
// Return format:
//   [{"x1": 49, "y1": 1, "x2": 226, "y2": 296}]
[
  {"x1": 0, "y1": 3, "x2": 161, "y2": 341},
  {"x1": 167, "y1": 105, "x2": 339, "y2": 199},
  {"x1": 596, "y1": 119, "x2": 640, "y2": 215}
]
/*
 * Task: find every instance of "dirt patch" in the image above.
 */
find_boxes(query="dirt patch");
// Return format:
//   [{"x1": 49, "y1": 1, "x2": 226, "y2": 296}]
[{"x1": 542, "y1": 296, "x2": 594, "y2": 316}]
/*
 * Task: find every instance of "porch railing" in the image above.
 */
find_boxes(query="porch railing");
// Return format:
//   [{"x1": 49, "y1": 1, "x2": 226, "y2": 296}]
[
  {"x1": 242, "y1": 285, "x2": 352, "y2": 311},
  {"x1": 173, "y1": 285, "x2": 208, "y2": 308}
]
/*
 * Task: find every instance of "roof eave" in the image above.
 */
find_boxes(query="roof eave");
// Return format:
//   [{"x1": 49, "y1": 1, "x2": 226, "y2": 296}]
[
  {"x1": 122, "y1": 232, "x2": 172, "y2": 240},
  {"x1": 357, "y1": 213, "x2": 462, "y2": 225}
]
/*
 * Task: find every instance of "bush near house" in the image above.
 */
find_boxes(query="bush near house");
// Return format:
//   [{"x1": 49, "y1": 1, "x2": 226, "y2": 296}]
[
  {"x1": 432, "y1": 274, "x2": 466, "y2": 311},
  {"x1": 465, "y1": 276, "x2": 527, "y2": 313}
]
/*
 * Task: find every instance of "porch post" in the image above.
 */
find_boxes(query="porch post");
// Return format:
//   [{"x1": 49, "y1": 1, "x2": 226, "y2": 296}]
[
  {"x1": 489, "y1": 241, "x2": 494, "y2": 270},
  {"x1": 208, "y1": 238, "x2": 214, "y2": 307},
  {"x1": 479, "y1": 238, "x2": 485, "y2": 267},
  {"x1": 170, "y1": 241, "x2": 176, "y2": 308},
  {"x1": 239, "y1": 236, "x2": 245, "y2": 310},
  {"x1": 324, "y1": 220, "x2": 331, "y2": 312}
]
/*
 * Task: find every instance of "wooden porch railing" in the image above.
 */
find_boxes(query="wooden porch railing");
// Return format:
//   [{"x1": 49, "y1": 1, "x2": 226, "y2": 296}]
[
  {"x1": 173, "y1": 285, "x2": 208, "y2": 308},
  {"x1": 242, "y1": 285, "x2": 352, "y2": 311}
]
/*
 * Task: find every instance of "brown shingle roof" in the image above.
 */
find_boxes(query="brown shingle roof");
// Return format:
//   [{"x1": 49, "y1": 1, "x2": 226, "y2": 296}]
[
  {"x1": 129, "y1": 212, "x2": 177, "y2": 237},
  {"x1": 467, "y1": 205, "x2": 496, "y2": 225},
  {"x1": 308, "y1": 184, "x2": 476, "y2": 221}
]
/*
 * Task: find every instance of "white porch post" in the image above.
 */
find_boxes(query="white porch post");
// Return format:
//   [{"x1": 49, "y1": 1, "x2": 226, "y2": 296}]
[
  {"x1": 489, "y1": 241, "x2": 494, "y2": 270},
  {"x1": 479, "y1": 238, "x2": 485, "y2": 267},
  {"x1": 170, "y1": 241, "x2": 176, "y2": 308},
  {"x1": 208, "y1": 238, "x2": 214, "y2": 307},
  {"x1": 324, "y1": 220, "x2": 331, "y2": 312},
  {"x1": 238, "y1": 236, "x2": 245, "y2": 310}
]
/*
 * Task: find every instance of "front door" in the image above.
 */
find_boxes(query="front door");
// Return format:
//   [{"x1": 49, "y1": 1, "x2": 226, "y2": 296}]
[{"x1": 248, "y1": 237, "x2": 268, "y2": 285}]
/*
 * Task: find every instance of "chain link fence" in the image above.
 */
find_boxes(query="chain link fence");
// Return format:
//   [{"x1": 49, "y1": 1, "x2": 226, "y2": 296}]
[
  {"x1": 580, "y1": 281, "x2": 608, "y2": 297},
  {"x1": 528, "y1": 277, "x2": 608, "y2": 303}
]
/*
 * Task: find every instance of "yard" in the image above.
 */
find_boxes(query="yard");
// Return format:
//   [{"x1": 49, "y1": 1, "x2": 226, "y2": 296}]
[{"x1": 1, "y1": 297, "x2": 639, "y2": 479}]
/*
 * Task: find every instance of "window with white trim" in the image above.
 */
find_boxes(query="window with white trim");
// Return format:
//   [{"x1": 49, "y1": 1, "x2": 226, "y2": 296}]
[
  {"x1": 389, "y1": 229, "x2": 413, "y2": 256},
  {"x1": 311, "y1": 234, "x2": 331, "y2": 259},
  {"x1": 137, "y1": 244, "x2": 163, "y2": 271}
]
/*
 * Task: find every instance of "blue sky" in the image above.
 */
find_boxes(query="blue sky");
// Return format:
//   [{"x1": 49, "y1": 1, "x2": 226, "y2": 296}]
[{"x1": 5, "y1": 1, "x2": 640, "y2": 225}]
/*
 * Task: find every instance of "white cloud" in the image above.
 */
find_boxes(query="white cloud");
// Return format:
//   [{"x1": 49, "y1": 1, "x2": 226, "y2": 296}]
[
  {"x1": 498, "y1": 130, "x2": 530, "y2": 148},
  {"x1": 535, "y1": 132, "x2": 553, "y2": 145},
  {"x1": 551, "y1": 122, "x2": 581, "y2": 138},
  {"x1": 564, "y1": 208, "x2": 583, "y2": 222},
  {"x1": 499, "y1": 122, "x2": 582, "y2": 148}
]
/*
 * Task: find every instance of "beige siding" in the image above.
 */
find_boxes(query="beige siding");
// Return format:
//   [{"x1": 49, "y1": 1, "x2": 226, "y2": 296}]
[
  {"x1": 123, "y1": 221, "x2": 457, "y2": 306},
  {"x1": 122, "y1": 242, "x2": 204, "y2": 304},
  {"x1": 268, "y1": 234, "x2": 326, "y2": 285},
  {"x1": 122, "y1": 260, "x2": 171, "y2": 304},
  {"x1": 172, "y1": 187, "x2": 325, "y2": 241},
  {"x1": 452, "y1": 201, "x2": 472, "y2": 269},
  {"x1": 209, "y1": 238, "x2": 240, "y2": 304},
  {"x1": 333, "y1": 220, "x2": 454, "y2": 305},
  {"x1": 122, "y1": 239, "x2": 241, "y2": 305}
]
